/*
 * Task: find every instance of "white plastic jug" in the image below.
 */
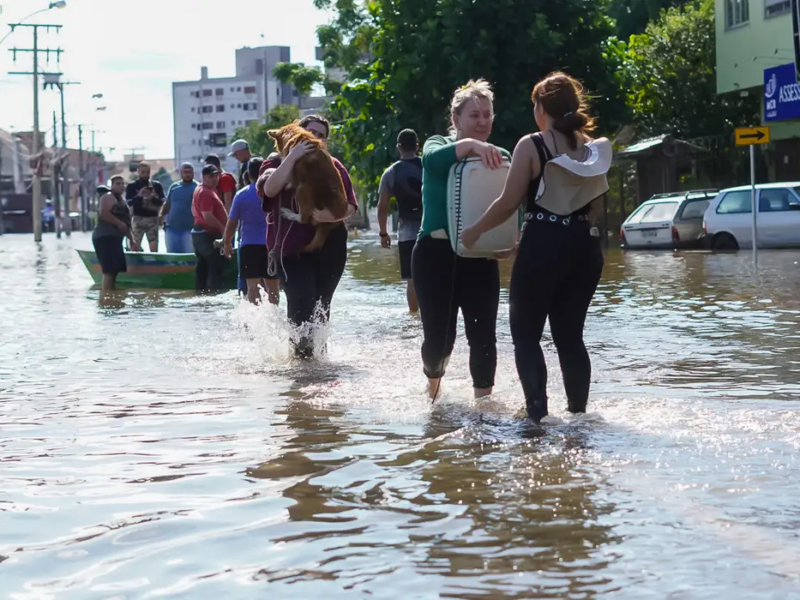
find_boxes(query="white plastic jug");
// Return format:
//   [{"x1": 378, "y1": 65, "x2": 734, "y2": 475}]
[{"x1": 447, "y1": 158, "x2": 519, "y2": 257}]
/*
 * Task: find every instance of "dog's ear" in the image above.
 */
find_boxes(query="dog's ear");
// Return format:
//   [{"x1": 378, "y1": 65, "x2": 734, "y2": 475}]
[{"x1": 267, "y1": 129, "x2": 280, "y2": 140}]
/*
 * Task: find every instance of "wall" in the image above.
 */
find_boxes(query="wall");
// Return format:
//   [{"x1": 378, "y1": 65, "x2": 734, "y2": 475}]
[{"x1": 716, "y1": 0, "x2": 794, "y2": 94}]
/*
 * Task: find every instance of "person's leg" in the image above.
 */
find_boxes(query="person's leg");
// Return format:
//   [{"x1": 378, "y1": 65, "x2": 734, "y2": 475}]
[
  {"x1": 312, "y1": 224, "x2": 348, "y2": 324},
  {"x1": 412, "y1": 237, "x2": 458, "y2": 400},
  {"x1": 101, "y1": 273, "x2": 116, "y2": 291},
  {"x1": 245, "y1": 278, "x2": 262, "y2": 304},
  {"x1": 280, "y1": 253, "x2": 318, "y2": 358},
  {"x1": 458, "y1": 257, "x2": 500, "y2": 398},
  {"x1": 131, "y1": 218, "x2": 145, "y2": 251},
  {"x1": 207, "y1": 248, "x2": 228, "y2": 291},
  {"x1": 265, "y1": 278, "x2": 280, "y2": 305},
  {"x1": 173, "y1": 229, "x2": 193, "y2": 254},
  {"x1": 509, "y1": 227, "x2": 562, "y2": 422},
  {"x1": 398, "y1": 240, "x2": 418, "y2": 313},
  {"x1": 191, "y1": 232, "x2": 211, "y2": 291},
  {"x1": 165, "y1": 228, "x2": 178, "y2": 253},
  {"x1": 547, "y1": 236, "x2": 604, "y2": 415},
  {"x1": 145, "y1": 219, "x2": 159, "y2": 252}
]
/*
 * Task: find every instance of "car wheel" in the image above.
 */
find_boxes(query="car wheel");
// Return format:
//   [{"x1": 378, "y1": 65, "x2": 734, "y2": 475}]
[{"x1": 712, "y1": 233, "x2": 739, "y2": 251}]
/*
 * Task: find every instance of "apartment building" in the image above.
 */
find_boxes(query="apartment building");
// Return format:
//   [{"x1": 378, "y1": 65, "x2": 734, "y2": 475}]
[
  {"x1": 172, "y1": 46, "x2": 296, "y2": 175},
  {"x1": 716, "y1": 0, "x2": 800, "y2": 179}
]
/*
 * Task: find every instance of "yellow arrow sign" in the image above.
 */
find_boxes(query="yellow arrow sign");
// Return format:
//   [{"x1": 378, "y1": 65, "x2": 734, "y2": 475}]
[{"x1": 735, "y1": 126, "x2": 770, "y2": 146}]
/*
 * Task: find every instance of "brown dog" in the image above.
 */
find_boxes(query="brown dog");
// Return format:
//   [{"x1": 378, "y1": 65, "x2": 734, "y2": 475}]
[{"x1": 267, "y1": 122, "x2": 349, "y2": 252}]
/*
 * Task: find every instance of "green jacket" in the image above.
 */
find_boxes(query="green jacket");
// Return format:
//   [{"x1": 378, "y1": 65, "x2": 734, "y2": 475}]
[{"x1": 419, "y1": 135, "x2": 512, "y2": 240}]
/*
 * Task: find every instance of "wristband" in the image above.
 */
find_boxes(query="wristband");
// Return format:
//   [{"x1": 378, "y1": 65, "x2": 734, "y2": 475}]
[{"x1": 379, "y1": 232, "x2": 390, "y2": 238}]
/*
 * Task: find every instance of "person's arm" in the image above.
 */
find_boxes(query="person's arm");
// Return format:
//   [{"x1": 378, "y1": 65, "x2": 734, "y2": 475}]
[
  {"x1": 423, "y1": 136, "x2": 504, "y2": 175},
  {"x1": 461, "y1": 137, "x2": 534, "y2": 248},
  {"x1": 160, "y1": 185, "x2": 174, "y2": 222},
  {"x1": 223, "y1": 217, "x2": 238, "y2": 258},
  {"x1": 201, "y1": 211, "x2": 226, "y2": 234},
  {"x1": 125, "y1": 181, "x2": 139, "y2": 206},
  {"x1": 262, "y1": 142, "x2": 314, "y2": 197},
  {"x1": 219, "y1": 175, "x2": 235, "y2": 212},
  {"x1": 377, "y1": 167, "x2": 393, "y2": 243}
]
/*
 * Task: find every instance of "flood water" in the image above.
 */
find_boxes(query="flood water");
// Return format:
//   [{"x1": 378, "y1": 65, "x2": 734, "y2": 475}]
[{"x1": 2, "y1": 231, "x2": 800, "y2": 599}]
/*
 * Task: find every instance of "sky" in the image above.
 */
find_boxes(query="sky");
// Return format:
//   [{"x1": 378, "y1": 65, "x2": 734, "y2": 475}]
[{"x1": 0, "y1": 0, "x2": 330, "y2": 161}]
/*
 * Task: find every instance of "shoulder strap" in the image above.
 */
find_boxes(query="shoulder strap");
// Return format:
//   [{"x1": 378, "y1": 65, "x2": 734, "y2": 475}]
[{"x1": 529, "y1": 132, "x2": 552, "y2": 168}]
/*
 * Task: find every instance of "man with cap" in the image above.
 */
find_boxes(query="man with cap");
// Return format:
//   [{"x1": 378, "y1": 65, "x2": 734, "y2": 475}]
[
  {"x1": 229, "y1": 139, "x2": 252, "y2": 191},
  {"x1": 377, "y1": 129, "x2": 423, "y2": 312},
  {"x1": 191, "y1": 164, "x2": 229, "y2": 291},
  {"x1": 203, "y1": 154, "x2": 237, "y2": 212},
  {"x1": 161, "y1": 162, "x2": 198, "y2": 253}
]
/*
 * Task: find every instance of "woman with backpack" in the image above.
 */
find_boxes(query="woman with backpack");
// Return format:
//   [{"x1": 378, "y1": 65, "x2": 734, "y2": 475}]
[{"x1": 461, "y1": 72, "x2": 612, "y2": 422}]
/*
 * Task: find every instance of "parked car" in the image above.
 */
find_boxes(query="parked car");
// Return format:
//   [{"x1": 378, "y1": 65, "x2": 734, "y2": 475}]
[
  {"x1": 703, "y1": 182, "x2": 800, "y2": 250},
  {"x1": 620, "y1": 190, "x2": 717, "y2": 250}
]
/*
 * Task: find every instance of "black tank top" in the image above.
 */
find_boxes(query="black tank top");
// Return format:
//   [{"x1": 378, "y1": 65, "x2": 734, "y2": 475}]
[{"x1": 526, "y1": 132, "x2": 589, "y2": 218}]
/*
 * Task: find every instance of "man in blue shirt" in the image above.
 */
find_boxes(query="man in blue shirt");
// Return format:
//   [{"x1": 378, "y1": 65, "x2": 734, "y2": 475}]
[
  {"x1": 223, "y1": 157, "x2": 280, "y2": 305},
  {"x1": 161, "y1": 163, "x2": 198, "y2": 253}
]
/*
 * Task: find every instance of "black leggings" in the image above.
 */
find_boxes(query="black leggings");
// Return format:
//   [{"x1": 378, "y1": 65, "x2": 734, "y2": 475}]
[
  {"x1": 509, "y1": 220, "x2": 603, "y2": 421},
  {"x1": 412, "y1": 236, "x2": 499, "y2": 389},
  {"x1": 279, "y1": 224, "x2": 348, "y2": 358}
]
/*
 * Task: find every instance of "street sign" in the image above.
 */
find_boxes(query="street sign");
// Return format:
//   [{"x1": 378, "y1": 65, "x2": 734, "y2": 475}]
[{"x1": 735, "y1": 126, "x2": 771, "y2": 146}]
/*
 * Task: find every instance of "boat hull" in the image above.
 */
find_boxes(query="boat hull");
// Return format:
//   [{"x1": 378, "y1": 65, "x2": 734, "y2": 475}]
[{"x1": 76, "y1": 248, "x2": 239, "y2": 290}]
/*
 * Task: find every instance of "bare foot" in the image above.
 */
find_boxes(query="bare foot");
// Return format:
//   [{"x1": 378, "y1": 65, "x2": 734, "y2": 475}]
[
  {"x1": 427, "y1": 378, "x2": 442, "y2": 402},
  {"x1": 474, "y1": 387, "x2": 493, "y2": 399}
]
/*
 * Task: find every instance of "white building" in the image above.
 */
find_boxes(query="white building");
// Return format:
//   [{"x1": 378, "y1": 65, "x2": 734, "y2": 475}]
[{"x1": 172, "y1": 46, "x2": 298, "y2": 175}]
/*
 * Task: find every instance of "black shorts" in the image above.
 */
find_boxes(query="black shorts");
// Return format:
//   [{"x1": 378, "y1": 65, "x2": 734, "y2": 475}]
[
  {"x1": 398, "y1": 240, "x2": 415, "y2": 279},
  {"x1": 239, "y1": 244, "x2": 275, "y2": 280},
  {"x1": 92, "y1": 235, "x2": 127, "y2": 275}
]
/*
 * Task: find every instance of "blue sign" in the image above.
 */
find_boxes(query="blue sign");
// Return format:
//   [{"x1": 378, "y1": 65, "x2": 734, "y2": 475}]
[{"x1": 764, "y1": 63, "x2": 800, "y2": 122}]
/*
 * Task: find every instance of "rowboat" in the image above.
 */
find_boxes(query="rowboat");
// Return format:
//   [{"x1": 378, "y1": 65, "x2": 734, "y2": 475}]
[{"x1": 76, "y1": 248, "x2": 239, "y2": 290}]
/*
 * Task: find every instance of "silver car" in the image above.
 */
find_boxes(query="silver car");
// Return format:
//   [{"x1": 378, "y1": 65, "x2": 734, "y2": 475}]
[
  {"x1": 620, "y1": 190, "x2": 717, "y2": 250},
  {"x1": 703, "y1": 182, "x2": 800, "y2": 250}
]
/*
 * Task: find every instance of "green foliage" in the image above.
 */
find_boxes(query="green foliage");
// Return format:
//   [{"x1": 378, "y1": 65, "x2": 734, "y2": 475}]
[
  {"x1": 273, "y1": 62, "x2": 342, "y2": 98},
  {"x1": 233, "y1": 104, "x2": 302, "y2": 158},
  {"x1": 623, "y1": 0, "x2": 759, "y2": 139},
  {"x1": 609, "y1": 0, "x2": 692, "y2": 40},
  {"x1": 320, "y1": 0, "x2": 627, "y2": 205}
]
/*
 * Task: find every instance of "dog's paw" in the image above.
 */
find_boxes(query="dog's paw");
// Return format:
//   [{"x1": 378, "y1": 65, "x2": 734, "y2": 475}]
[{"x1": 280, "y1": 207, "x2": 302, "y2": 222}]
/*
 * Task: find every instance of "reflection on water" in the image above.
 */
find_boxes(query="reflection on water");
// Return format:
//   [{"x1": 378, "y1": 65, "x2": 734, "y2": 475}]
[{"x1": 1, "y1": 233, "x2": 800, "y2": 598}]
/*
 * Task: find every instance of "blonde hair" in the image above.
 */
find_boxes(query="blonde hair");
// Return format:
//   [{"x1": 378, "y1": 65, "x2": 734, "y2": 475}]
[{"x1": 449, "y1": 78, "x2": 495, "y2": 136}]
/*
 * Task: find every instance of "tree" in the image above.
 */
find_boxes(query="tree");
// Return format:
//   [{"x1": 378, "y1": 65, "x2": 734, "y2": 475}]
[
  {"x1": 314, "y1": 0, "x2": 628, "y2": 205},
  {"x1": 624, "y1": 0, "x2": 759, "y2": 140},
  {"x1": 273, "y1": 62, "x2": 341, "y2": 107},
  {"x1": 609, "y1": 0, "x2": 693, "y2": 40},
  {"x1": 233, "y1": 104, "x2": 302, "y2": 158}
]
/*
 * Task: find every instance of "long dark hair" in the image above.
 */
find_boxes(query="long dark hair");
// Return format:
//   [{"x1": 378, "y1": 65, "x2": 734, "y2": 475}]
[{"x1": 532, "y1": 71, "x2": 596, "y2": 150}]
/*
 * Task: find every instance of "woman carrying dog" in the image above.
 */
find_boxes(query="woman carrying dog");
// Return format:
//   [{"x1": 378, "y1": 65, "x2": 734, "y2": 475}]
[
  {"x1": 461, "y1": 72, "x2": 611, "y2": 422},
  {"x1": 413, "y1": 79, "x2": 511, "y2": 400},
  {"x1": 259, "y1": 115, "x2": 358, "y2": 358}
]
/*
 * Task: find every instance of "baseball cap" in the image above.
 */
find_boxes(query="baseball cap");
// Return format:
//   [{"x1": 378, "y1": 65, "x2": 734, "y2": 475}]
[
  {"x1": 202, "y1": 164, "x2": 220, "y2": 176},
  {"x1": 228, "y1": 139, "x2": 249, "y2": 156}
]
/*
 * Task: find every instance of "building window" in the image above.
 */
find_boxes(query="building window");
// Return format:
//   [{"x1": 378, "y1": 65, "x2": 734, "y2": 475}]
[
  {"x1": 201, "y1": 122, "x2": 214, "y2": 130},
  {"x1": 209, "y1": 132, "x2": 227, "y2": 147},
  {"x1": 202, "y1": 89, "x2": 212, "y2": 97},
  {"x1": 231, "y1": 121, "x2": 236, "y2": 126},
  {"x1": 216, "y1": 121, "x2": 226, "y2": 129},
  {"x1": 238, "y1": 120, "x2": 243, "y2": 125},
  {"x1": 256, "y1": 58, "x2": 265, "y2": 75},
  {"x1": 244, "y1": 86, "x2": 257, "y2": 94},
  {"x1": 201, "y1": 106, "x2": 213, "y2": 113},
  {"x1": 191, "y1": 107, "x2": 195, "y2": 112},
  {"x1": 230, "y1": 104, "x2": 235, "y2": 108},
  {"x1": 216, "y1": 105, "x2": 225, "y2": 112},
  {"x1": 215, "y1": 88, "x2": 224, "y2": 96},
  {"x1": 726, "y1": 0, "x2": 750, "y2": 28},
  {"x1": 230, "y1": 87, "x2": 234, "y2": 92},
  {"x1": 765, "y1": 0, "x2": 790, "y2": 18},
  {"x1": 243, "y1": 103, "x2": 257, "y2": 111},
  {"x1": 237, "y1": 103, "x2": 242, "y2": 108},
  {"x1": 237, "y1": 86, "x2": 242, "y2": 91}
]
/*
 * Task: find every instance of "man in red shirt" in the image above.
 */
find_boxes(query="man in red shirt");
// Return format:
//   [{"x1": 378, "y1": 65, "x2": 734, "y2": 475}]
[
  {"x1": 191, "y1": 164, "x2": 230, "y2": 291},
  {"x1": 204, "y1": 154, "x2": 236, "y2": 211}
]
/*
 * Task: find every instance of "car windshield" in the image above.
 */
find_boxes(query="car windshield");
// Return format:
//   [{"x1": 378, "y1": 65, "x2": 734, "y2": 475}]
[{"x1": 626, "y1": 201, "x2": 679, "y2": 224}]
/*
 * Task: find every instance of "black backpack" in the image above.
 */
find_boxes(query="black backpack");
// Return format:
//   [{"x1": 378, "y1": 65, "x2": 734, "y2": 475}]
[{"x1": 391, "y1": 158, "x2": 423, "y2": 220}]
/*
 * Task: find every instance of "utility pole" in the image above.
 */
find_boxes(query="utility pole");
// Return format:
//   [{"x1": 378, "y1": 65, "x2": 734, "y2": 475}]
[
  {"x1": 7, "y1": 22, "x2": 63, "y2": 242},
  {"x1": 52, "y1": 109, "x2": 61, "y2": 237},
  {"x1": 45, "y1": 77, "x2": 80, "y2": 234},
  {"x1": 78, "y1": 124, "x2": 87, "y2": 232}
]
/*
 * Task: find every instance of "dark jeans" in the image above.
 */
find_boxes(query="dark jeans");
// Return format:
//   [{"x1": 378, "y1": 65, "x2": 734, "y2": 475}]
[
  {"x1": 412, "y1": 236, "x2": 499, "y2": 389},
  {"x1": 192, "y1": 230, "x2": 227, "y2": 291},
  {"x1": 510, "y1": 219, "x2": 604, "y2": 422},
  {"x1": 279, "y1": 224, "x2": 348, "y2": 358}
]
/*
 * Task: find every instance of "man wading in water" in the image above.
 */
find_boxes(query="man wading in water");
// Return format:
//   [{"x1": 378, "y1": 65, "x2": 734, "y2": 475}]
[{"x1": 378, "y1": 129, "x2": 423, "y2": 313}]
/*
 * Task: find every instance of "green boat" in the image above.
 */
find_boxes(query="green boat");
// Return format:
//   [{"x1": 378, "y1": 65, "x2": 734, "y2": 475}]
[{"x1": 76, "y1": 248, "x2": 239, "y2": 290}]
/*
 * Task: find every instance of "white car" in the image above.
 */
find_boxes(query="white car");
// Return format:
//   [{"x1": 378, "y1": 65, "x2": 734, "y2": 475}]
[
  {"x1": 703, "y1": 182, "x2": 800, "y2": 250},
  {"x1": 620, "y1": 190, "x2": 716, "y2": 250}
]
